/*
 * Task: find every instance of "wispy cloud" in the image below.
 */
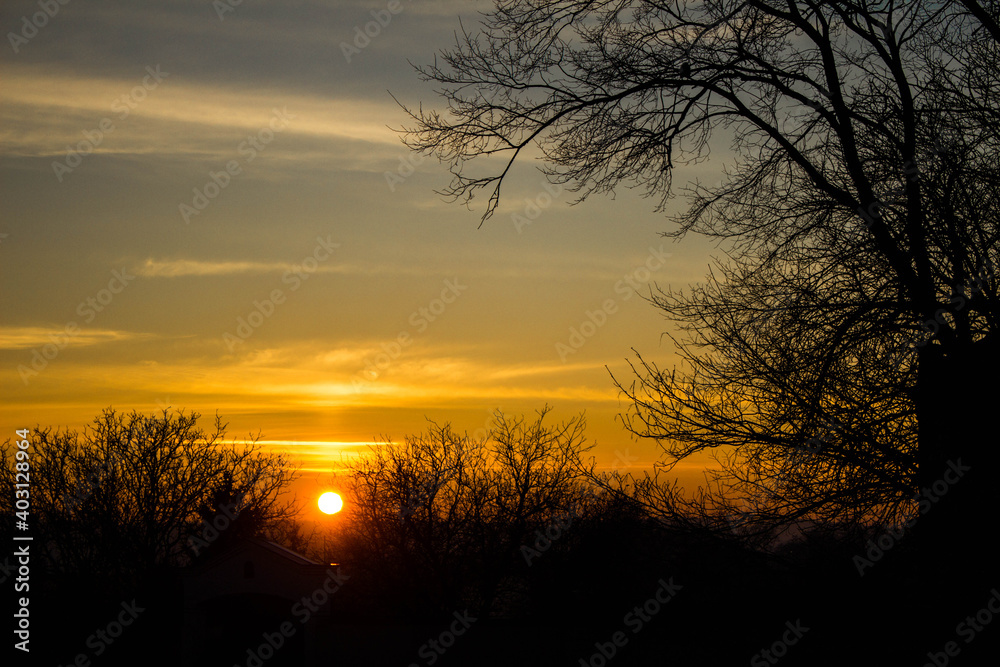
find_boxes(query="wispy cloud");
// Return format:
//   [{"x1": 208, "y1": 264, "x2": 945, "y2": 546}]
[
  {"x1": 0, "y1": 327, "x2": 154, "y2": 350},
  {"x1": 133, "y1": 249, "x2": 670, "y2": 283},
  {"x1": 133, "y1": 257, "x2": 473, "y2": 278},
  {"x1": 1, "y1": 66, "x2": 406, "y2": 161},
  {"x1": 135, "y1": 258, "x2": 351, "y2": 278}
]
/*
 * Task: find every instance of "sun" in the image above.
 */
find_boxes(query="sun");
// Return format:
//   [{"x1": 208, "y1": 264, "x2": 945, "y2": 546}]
[{"x1": 318, "y1": 491, "x2": 343, "y2": 515}]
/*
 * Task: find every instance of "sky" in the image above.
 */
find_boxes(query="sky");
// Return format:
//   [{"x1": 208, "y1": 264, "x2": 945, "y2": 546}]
[{"x1": 0, "y1": 0, "x2": 729, "y2": 504}]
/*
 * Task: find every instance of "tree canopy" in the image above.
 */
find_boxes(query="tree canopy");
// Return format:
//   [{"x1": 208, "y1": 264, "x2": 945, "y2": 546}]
[
  {"x1": 332, "y1": 406, "x2": 600, "y2": 616},
  {"x1": 0, "y1": 408, "x2": 297, "y2": 595},
  {"x1": 401, "y1": 0, "x2": 1000, "y2": 598}
]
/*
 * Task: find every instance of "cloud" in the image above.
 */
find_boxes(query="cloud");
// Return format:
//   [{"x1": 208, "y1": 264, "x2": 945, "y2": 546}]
[
  {"x1": 132, "y1": 247, "x2": 669, "y2": 283},
  {"x1": 0, "y1": 327, "x2": 154, "y2": 350},
  {"x1": 135, "y1": 258, "x2": 350, "y2": 278},
  {"x1": 133, "y1": 257, "x2": 472, "y2": 278},
  {"x1": 0, "y1": 65, "x2": 407, "y2": 162}
]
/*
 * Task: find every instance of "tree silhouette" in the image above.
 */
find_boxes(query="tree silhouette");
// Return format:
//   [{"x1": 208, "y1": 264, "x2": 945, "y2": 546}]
[
  {"x1": 613, "y1": 247, "x2": 918, "y2": 543},
  {"x1": 334, "y1": 406, "x2": 594, "y2": 617},
  {"x1": 401, "y1": 1, "x2": 1000, "y2": 594},
  {"x1": 0, "y1": 408, "x2": 298, "y2": 595}
]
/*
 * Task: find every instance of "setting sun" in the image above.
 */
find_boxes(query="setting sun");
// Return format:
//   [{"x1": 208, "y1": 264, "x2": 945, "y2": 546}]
[{"x1": 318, "y1": 491, "x2": 344, "y2": 515}]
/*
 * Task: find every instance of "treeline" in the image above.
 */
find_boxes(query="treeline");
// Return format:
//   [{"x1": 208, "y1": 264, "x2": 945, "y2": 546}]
[
  {"x1": 0, "y1": 407, "x2": 944, "y2": 665},
  {"x1": 0, "y1": 408, "x2": 302, "y2": 666},
  {"x1": 327, "y1": 406, "x2": 658, "y2": 619}
]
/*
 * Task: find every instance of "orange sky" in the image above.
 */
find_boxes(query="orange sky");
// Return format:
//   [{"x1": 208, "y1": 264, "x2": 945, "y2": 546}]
[{"x1": 0, "y1": 0, "x2": 728, "y2": 508}]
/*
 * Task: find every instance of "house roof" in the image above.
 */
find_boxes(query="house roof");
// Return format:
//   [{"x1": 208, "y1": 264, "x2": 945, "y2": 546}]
[
  {"x1": 188, "y1": 535, "x2": 322, "y2": 572},
  {"x1": 248, "y1": 537, "x2": 320, "y2": 565},
  {"x1": 181, "y1": 536, "x2": 334, "y2": 606}
]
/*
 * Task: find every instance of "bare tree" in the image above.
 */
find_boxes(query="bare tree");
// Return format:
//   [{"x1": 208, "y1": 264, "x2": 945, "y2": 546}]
[
  {"x1": 0, "y1": 408, "x2": 298, "y2": 594},
  {"x1": 615, "y1": 247, "x2": 918, "y2": 542},
  {"x1": 335, "y1": 406, "x2": 594, "y2": 616},
  {"x1": 400, "y1": 0, "x2": 1000, "y2": 577}
]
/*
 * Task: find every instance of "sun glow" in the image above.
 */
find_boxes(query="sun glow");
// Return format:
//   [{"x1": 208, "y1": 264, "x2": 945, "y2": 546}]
[{"x1": 318, "y1": 491, "x2": 344, "y2": 514}]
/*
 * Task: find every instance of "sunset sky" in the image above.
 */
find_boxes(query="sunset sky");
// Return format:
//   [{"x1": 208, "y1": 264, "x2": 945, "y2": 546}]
[{"x1": 0, "y1": 0, "x2": 728, "y2": 497}]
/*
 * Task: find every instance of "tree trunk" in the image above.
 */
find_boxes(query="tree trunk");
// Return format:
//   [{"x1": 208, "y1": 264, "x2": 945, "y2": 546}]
[{"x1": 913, "y1": 333, "x2": 999, "y2": 652}]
